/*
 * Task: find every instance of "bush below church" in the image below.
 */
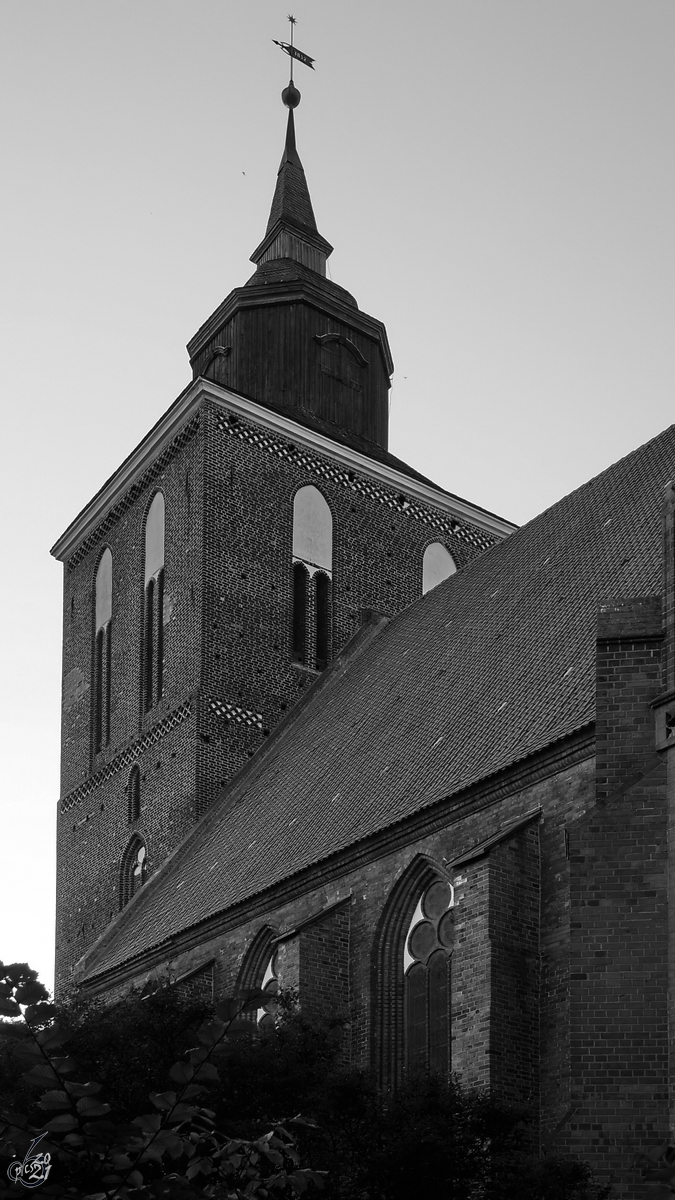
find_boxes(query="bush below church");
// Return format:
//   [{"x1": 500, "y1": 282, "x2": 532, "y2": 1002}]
[{"x1": 0, "y1": 964, "x2": 610, "y2": 1200}]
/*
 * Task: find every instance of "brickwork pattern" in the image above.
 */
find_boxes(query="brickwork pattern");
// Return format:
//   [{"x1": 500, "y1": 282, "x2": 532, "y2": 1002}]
[
  {"x1": 595, "y1": 596, "x2": 663, "y2": 803},
  {"x1": 450, "y1": 857, "x2": 491, "y2": 1092},
  {"x1": 56, "y1": 428, "x2": 205, "y2": 993},
  {"x1": 195, "y1": 399, "x2": 484, "y2": 811},
  {"x1": 216, "y1": 408, "x2": 497, "y2": 553},
  {"x1": 57, "y1": 398, "x2": 494, "y2": 995},
  {"x1": 298, "y1": 904, "x2": 351, "y2": 1023},
  {"x1": 67, "y1": 416, "x2": 201, "y2": 570},
  {"x1": 56, "y1": 711, "x2": 197, "y2": 992},
  {"x1": 487, "y1": 827, "x2": 541, "y2": 1107},
  {"x1": 566, "y1": 599, "x2": 668, "y2": 1198},
  {"x1": 60, "y1": 701, "x2": 192, "y2": 814},
  {"x1": 173, "y1": 961, "x2": 215, "y2": 1005}
]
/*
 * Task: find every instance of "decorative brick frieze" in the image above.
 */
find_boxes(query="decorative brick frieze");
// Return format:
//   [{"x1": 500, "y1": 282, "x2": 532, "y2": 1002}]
[
  {"x1": 207, "y1": 697, "x2": 264, "y2": 731},
  {"x1": 67, "y1": 416, "x2": 201, "y2": 570},
  {"x1": 60, "y1": 701, "x2": 192, "y2": 814},
  {"x1": 216, "y1": 410, "x2": 496, "y2": 552}
]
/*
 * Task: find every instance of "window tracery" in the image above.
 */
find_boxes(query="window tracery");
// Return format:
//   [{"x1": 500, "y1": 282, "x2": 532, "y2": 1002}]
[
  {"x1": 403, "y1": 879, "x2": 455, "y2": 1073},
  {"x1": 119, "y1": 836, "x2": 147, "y2": 909},
  {"x1": 257, "y1": 950, "x2": 280, "y2": 1030}
]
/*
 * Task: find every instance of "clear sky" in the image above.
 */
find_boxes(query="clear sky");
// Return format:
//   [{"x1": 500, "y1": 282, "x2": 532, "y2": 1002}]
[{"x1": 1, "y1": 1, "x2": 673, "y2": 994}]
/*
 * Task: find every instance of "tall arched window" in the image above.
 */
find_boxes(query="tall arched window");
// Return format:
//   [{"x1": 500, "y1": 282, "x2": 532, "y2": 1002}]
[
  {"x1": 236, "y1": 927, "x2": 280, "y2": 1028},
  {"x1": 119, "y1": 835, "x2": 147, "y2": 909},
  {"x1": 292, "y1": 486, "x2": 333, "y2": 670},
  {"x1": 142, "y1": 493, "x2": 165, "y2": 713},
  {"x1": 403, "y1": 879, "x2": 455, "y2": 1074},
  {"x1": 372, "y1": 858, "x2": 455, "y2": 1087},
  {"x1": 422, "y1": 543, "x2": 457, "y2": 595},
  {"x1": 127, "y1": 764, "x2": 141, "y2": 823},
  {"x1": 93, "y1": 548, "x2": 113, "y2": 754}
]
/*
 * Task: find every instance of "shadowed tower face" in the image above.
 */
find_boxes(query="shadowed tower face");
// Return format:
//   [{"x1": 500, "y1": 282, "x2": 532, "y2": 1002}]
[{"x1": 187, "y1": 81, "x2": 394, "y2": 451}]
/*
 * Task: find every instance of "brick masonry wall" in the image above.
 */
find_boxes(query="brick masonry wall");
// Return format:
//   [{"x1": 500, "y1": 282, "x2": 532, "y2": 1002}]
[
  {"x1": 450, "y1": 857, "x2": 491, "y2": 1092},
  {"x1": 195, "y1": 400, "x2": 488, "y2": 811},
  {"x1": 98, "y1": 752, "x2": 593, "y2": 1132},
  {"x1": 567, "y1": 772, "x2": 668, "y2": 1198},
  {"x1": 298, "y1": 903, "x2": 351, "y2": 1027},
  {"x1": 595, "y1": 596, "x2": 663, "y2": 803},
  {"x1": 56, "y1": 426, "x2": 205, "y2": 994},
  {"x1": 538, "y1": 759, "x2": 594, "y2": 1145},
  {"x1": 173, "y1": 961, "x2": 215, "y2": 1005},
  {"x1": 487, "y1": 827, "x2": 541, "y2": 1107},
  {"x1": 56, "y1": 395, "x2": 496, "y2": 996},
  {"x1": 564, "y1": 598, "x2": 668, "y2": 1198}
]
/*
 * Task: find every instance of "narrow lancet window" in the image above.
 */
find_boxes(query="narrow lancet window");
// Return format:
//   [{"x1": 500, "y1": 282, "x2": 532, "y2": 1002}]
[
  {"x1": 119, "y1": 836, "x2": 147, "y2": 909},
  {"x1": 315, "y1": 571, "x2": 330, "y2": 669},
  {"x1": 142, "y1": 493, "x2": 165, "y2": 713},
  {"x1": 127, "y1": 765, "x2": 141, "y2": 823},
  {"x1": 292, "y1": 562, "x2": 308, "y2": 663},
  {"x1": 292, "y1": 486, "x2": 332, "y2": 669},
  {"x1": 93, "y1": 548, "x2": 113, "y2": 753}
]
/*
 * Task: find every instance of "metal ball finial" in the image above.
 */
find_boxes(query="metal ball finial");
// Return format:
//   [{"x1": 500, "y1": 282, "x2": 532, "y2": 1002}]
[{"x1": 282, "y1": 82, "x2": 301, "y2": 109}]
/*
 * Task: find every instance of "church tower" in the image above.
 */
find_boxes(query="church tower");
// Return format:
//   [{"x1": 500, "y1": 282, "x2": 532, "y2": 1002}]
[{"x1": 52, "y1": 78, "x2": 514, "y2": 995}]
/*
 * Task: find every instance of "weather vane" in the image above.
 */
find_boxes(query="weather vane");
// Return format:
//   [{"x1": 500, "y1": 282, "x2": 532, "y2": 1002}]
[{"x1": 273, "y1": 14, "x2": 315, "y2": 88}]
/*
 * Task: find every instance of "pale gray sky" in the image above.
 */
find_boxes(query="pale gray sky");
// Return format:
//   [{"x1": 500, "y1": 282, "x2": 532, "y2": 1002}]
[{"x1": 1, "y1": 1, "x2": 673, "y2": 992}]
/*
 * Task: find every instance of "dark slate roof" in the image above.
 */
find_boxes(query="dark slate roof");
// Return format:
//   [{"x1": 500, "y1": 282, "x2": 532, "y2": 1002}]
[
  {"x1": 79, "y1": 424, "x2": 675, "y2": 981},
  {"x1": 266, "y1": 108, "x2": 318, "y2": 237}
]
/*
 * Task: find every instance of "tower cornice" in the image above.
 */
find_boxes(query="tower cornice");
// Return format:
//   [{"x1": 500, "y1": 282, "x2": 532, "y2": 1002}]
[{"x1": 50, "y1": 378, "x2": 516, "y2": 563}]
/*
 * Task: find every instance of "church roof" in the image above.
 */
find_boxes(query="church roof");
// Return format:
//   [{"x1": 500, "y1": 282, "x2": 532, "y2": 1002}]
[{"x1": 78, "y1": 424, "x2": 675, "y2": 983}]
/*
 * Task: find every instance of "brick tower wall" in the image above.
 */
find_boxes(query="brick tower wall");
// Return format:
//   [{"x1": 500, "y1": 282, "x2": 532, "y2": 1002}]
[
  {"x1": 55, "y1": 395, "x2": 500, "y2": 995},
  {"x1": 55, "y1": 422, "x2": 205, "y2": 992},
  {"x1": 195, "y1": 398, "x2": 496, "y2": 811}
]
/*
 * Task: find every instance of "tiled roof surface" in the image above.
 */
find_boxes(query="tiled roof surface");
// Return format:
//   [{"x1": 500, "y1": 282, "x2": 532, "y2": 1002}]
[
  {"x1": 80, "y1": 425, "x2": 675, "y2": 980},
  {"x1": 266, "y1": 109, "x2": 318, "y2": 236}
]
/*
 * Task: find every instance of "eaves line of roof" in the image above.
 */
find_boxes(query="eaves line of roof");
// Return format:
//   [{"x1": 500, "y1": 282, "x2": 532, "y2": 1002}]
[{"x1": 76, "y1": 721, "x2": 595, "y2": 991}]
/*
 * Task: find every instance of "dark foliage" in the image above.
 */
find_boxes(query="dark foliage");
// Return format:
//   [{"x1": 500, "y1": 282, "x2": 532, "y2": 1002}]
[{"x1": 0, "y1": 965, "x2": 613, "y2": 1200}]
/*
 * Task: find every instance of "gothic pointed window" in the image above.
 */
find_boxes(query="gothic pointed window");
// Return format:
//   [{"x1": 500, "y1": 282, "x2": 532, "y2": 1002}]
[
  {"x1": 403, "y1": 879, "x2": 455, "y2": 1074},
  {"x1": 422, "y1": 543, "x2": 457, "y2": 595},
  {"x1": 93, "y1": 548, "x2": 112, "y2": 754},
  {"x1": 373, "y1": 861, "x2": 455, "y2": 1088},
  {"x1": 236, "y1": 927, "x2": 280, "y2": 1028},
  {"x1": 119, "y1": 835, "x2": 147, "y2": 909},
  {"x1": 292, "y1": 486, "x2": 332, "y2": 669},
  {"x1": 142, "y1": 493, "x2": 165, "y2": 713},
  {"x1": 127, "y1": 765, "x2": 141, "y2": 823},
  {"x1": 257, "y1": 951, "x2": 280, "y2": 1030}
]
